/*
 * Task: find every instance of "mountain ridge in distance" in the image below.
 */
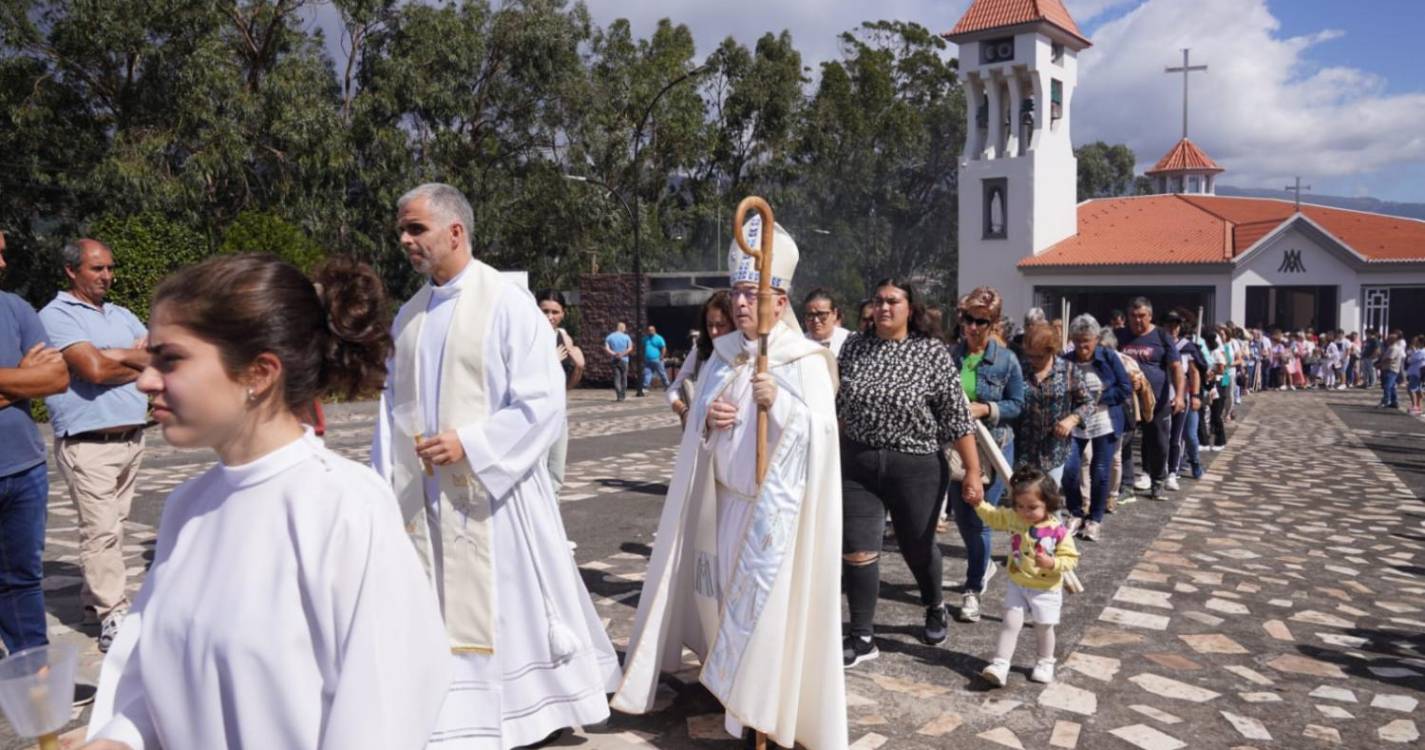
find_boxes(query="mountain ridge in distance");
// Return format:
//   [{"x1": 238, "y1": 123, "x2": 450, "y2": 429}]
[{"x1": 1216, "y1": 185, "x2": 1425, "y2": 221}]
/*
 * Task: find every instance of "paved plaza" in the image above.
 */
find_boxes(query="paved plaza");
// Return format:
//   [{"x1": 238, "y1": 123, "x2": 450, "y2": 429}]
[{"x1": 5, "y1": 387, "x2": 1424, "y2": 749}]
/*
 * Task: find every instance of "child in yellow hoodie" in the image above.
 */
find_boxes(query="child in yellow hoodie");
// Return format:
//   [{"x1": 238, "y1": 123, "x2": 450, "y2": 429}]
[{"x1": 966, "y1": 466, "x2": 1080, "y2": 686}]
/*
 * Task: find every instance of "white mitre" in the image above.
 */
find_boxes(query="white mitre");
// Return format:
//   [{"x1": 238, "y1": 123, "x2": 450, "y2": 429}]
[{"x1": 729, "y1": 215, "x2": 799, "y2": 292}]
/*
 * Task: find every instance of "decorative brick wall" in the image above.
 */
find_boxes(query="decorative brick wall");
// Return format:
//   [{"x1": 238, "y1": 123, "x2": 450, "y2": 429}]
[{"x1": 575, "y1": 273, "x2": 648, "y2": 385}]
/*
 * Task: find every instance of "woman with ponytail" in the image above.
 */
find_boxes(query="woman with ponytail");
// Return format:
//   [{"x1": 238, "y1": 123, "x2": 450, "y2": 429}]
[{"x1": 83, "y1": 254, "x2": 450, "y2": 750}]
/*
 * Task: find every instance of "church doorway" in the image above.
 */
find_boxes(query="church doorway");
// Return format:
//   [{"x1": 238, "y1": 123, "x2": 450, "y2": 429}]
[
  {"x1": 1244, "y1": 286, "x2": 1337, "y2": 332},
  {"x1": 1034, "y1": 286, "x2": 1216, "y2": 330}
]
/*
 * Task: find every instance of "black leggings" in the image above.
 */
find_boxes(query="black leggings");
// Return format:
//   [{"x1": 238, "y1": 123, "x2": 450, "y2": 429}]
[
  {"x1": 1210, "y1": 384, "x2": 1230, "y2": 447},
  {"x1": 841, "y1": 439, "x2": 949, "y2": 638}
]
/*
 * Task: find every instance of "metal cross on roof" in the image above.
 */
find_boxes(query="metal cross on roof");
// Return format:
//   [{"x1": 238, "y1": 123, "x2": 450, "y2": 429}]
[
  {"x1": 1165, "y1": 49, "x2": 1208, "y2": 140},
  {"x1": 1286, "y1": 176, "x2": 1312, "y2": 212}
]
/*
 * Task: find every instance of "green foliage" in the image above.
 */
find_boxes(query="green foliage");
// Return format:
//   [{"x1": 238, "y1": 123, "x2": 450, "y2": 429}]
[
  {"x1": 220, "y1": 211, "x2": 325, "y2": 271},
  {"x1": 1076, "y1": 141, "x2": 1139, "y2": 201},
  {"x1": 89, "y1": 212, "x2": 209, "y2": 319},
  {"x1": 0, "y1": 1, "x2": 1141, "y2": 310}
]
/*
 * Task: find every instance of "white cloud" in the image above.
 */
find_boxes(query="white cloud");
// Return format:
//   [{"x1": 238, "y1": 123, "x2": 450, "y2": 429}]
[{"x1": 1072, "y1": 0, "x2": 1425, "y2": 192}]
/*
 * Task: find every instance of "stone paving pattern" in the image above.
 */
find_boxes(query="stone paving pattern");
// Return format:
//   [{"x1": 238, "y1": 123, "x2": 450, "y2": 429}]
[{"x1": 5, "y1": 388, "x2": 1424, "y2": 749}]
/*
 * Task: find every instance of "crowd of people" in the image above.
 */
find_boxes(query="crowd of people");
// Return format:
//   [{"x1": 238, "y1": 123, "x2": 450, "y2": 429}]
[
  {"x1": 1228, "y1": 327, "x2": 1423, "y2": 415},
  {"x1": 0, "y1": 184, "x2": 1421, "y2": 750}
]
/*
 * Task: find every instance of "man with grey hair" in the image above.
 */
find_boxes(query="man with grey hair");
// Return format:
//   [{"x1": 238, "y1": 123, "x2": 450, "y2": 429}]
[
  {"x1": 1112, "y1": 296, "x2": 1184, "y2": 501},
  {"x1": 373, "y1": 183, "x2": 619, "y2": 748},
  {"x1": 39, "y1": 237, "x2": 150, "y2": 653}
]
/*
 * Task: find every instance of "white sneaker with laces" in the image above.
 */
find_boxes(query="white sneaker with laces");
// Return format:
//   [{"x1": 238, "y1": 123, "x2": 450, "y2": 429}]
[
  {"x1": 1030, "y1": 658, "x2": 1056, "y2": 684},
  {"x1": 1133, "y1": 474, "x2": 1151, "y2": 491},
  {"x1": 959, "y1": 592, "x2": 981, "y2": 623},
  {"x1": 1165, "y1": 474, "x2": 1180, "y2": 491},
  {"x1": 981, "y1": 659, "x2": 1010, "y2": 687}
]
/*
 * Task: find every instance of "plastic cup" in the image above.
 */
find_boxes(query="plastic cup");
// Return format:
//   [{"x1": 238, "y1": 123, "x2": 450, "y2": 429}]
[
  {"x1": 0, "y1": 644, "x2": 77, "y2": 740},
  {"x1": 392, "y1": 401, "x2": 434, "y2": 476}
]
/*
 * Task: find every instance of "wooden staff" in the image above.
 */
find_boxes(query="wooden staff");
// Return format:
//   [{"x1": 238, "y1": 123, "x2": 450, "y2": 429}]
[
  {"x1": 732, "y1": 196, "x2": 776, "y2": 486},
  {"x1": 732, "y1": 197, "x2": 775, "y2": 750}
]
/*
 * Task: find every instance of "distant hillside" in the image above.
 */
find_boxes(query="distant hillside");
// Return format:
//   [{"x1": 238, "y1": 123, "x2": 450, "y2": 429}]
[{"x1": 1216, "y1": 185, "x2": 1425, "y2": 221}]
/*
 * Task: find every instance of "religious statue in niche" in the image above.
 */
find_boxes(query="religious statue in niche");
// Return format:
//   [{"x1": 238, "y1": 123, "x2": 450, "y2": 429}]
[{"x1": 984, "y1": 181, "x2": 1007, "y2": 239}]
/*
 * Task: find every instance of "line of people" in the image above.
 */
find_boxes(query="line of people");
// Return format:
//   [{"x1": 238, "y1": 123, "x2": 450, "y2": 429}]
[{"x1": 0, "y1": 188, "x2": 1339, "y2": 750}]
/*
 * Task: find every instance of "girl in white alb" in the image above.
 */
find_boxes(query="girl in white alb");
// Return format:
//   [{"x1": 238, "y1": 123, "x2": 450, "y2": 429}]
[{"x1": 84, "y1": 255, "x2": 450, "y2": 750}]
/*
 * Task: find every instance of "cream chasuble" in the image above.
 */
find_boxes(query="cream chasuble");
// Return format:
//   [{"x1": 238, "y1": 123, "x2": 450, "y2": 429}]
[{"x1": 612, "y1": 323, "x2": 848, "y2": 750}]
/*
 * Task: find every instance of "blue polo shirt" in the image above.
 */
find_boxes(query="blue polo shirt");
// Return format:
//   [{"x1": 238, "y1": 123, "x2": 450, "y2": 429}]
[
  {"x1": 0, "y1": 292, "x2": 50, "y2": 477},
  {"x1": 604, "y1": 331, "x2": 632, "y2": 361},
  {"x1": 39, "y1": 292, "x2": 148, "y2": 437}
]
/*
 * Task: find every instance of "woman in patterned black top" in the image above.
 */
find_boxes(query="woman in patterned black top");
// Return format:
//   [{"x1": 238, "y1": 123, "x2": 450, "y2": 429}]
[{"x1": 837, "y1": 278, "x2": 983, "y2": 668}]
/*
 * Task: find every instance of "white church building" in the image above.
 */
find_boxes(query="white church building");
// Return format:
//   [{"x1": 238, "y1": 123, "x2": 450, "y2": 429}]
[{"x1": 947, "y1": 0, "x2": 1425, "y2": 337}]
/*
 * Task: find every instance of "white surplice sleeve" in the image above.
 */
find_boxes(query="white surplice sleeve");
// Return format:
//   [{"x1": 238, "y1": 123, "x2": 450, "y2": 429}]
[
  {"x1": 87, "y1": 610, "x2": 159, "y2": 749},
  {"x1": 370, "y1": 355, "x2": 396, "y2": 479},
  {"x1": 314, "y1": 474, "x2": 451, "y2": 750},
  {"x1": 458, "y1": 288, "x2": 566, "y2": 500},
  {"x1": 667, "y1": 348, "x2": 699, "y2": 406}
]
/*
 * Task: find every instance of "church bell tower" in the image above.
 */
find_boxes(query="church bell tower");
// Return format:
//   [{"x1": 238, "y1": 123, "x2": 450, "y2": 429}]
[{"x1": 947, "y1": 0, "x2": 1090, "y2": 317}]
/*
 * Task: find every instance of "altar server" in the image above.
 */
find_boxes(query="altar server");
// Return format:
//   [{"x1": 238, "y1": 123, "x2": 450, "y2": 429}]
[{"x1": 85, "y1": 254, "x2": 449, "y2": 750}]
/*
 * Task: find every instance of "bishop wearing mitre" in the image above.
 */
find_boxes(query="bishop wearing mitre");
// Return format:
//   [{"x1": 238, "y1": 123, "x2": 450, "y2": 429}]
[
  {"x1": 372, "y1": 183, "x2": 620, "y2": 749},
  {"x1": 611, "y1": 217, "x2": 847, "y2": 750}
]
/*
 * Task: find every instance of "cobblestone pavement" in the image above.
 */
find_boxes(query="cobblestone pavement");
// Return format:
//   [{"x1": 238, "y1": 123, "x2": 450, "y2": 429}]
[{"x1": 5, "y1": 387, "x2": 1423, "y2": 749}]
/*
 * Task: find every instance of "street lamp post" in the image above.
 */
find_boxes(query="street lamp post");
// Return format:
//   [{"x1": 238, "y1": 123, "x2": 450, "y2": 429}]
[
  {"x1": 566, "y1": 64, "x2": 712, "y2": 397},
  {"x1": 626, "y1": 64, "x2": 712, "y2": 397}
]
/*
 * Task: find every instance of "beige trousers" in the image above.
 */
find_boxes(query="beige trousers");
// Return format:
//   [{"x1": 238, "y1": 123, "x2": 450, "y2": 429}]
[{"x1": 56, "y1": 435, "x2": 144, "y2": 620}]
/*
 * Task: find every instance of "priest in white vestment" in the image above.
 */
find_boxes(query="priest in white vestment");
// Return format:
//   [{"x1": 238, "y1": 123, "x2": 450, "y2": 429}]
[
  {"x1": 612, "y1": 219, "x2": 848, "y2": 750},
  {"x1": 372, "y1": 184, "x2": 620, "y2": 749}
]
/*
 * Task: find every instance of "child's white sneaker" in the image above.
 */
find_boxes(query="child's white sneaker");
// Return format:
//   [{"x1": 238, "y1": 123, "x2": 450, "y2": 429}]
[
  {"x1": 981, "y1": 659, "x2": 1010, "y2": 687},
  {"x1": 1030, "y1": 658, "x2": 1056, "y2": 684}
]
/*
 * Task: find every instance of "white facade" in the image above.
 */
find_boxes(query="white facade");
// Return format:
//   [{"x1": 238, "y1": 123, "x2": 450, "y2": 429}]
[
  {"x1": 1023, "y1": 213, "x2": 1425, "y2": 333},
  {"x1": 956, "y1": 26, "x2": 1085, "y2": 316}
]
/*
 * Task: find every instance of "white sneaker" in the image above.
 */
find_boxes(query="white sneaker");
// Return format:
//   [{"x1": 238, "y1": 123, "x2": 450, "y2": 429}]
[
  {"x1": 1030, "y1": 658, "x2": 1056, "y2": 684},
  {"x1": 1133, "y1": 474, "x2": 1151, "y2": 491},
  {"x1": 98, "y1": 608, "x2": 127, "y2": 653},
  {"x1": 1165, "y1": 474, "x2": 1180, "y2": 492},
  {"x1": 958, "y1": 592, "x2": 981, "y2": 623},
  {"x1": 981, "y1": 659, "x2": 1010, "y2": 687}
]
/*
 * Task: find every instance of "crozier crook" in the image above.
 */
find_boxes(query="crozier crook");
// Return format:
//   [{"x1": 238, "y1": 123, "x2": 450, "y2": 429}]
[{"x1": 732, "y1": 196, "x2": 776, "y2": 486}]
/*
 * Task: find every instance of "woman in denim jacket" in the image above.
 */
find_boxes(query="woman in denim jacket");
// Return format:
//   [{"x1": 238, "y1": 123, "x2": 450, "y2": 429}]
[{"x1": 948, "y1": 287, "x2": 1026, "y2": 624}]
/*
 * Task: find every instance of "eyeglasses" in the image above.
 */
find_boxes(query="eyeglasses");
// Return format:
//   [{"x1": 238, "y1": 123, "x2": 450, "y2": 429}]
[
  {"x1": 872, "y1": 296, "x2": 905, "y2": 307},
  {"x1": 804, "y1": 311, "x2": 833, "y2": 321},
  {"x1": 960, "y1": 314, "x2": 993, "y2": 328},
  {"x1": 731, "y1": 288, "x2": 786, "y2": 301}
]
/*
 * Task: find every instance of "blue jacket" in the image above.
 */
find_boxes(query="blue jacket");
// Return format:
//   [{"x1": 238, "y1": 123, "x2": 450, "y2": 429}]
[
  {"x1": 951, "y1": 338, "x2": 1025, "y2": 447},
  {"x1": 1061, "y1": 345, "x2": 1133, "y2": 435}
]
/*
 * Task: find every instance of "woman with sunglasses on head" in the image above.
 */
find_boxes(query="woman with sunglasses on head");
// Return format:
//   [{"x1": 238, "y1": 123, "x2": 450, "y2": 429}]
[
  {"x1": 836, "y1": 279, "x2": 984, "y2": 667},
  {"x1": 948, "y1": 286, "x2": 1026, "y2": 624}
]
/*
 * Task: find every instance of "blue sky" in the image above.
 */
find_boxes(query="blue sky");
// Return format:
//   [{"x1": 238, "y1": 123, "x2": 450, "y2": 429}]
[{"x1": 1086, "y1": 0, "x2": 1420, "y2": 96}]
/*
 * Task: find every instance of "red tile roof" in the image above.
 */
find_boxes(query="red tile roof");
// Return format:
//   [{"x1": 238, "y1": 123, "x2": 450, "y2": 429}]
[
  {"x1": 1018, "y1": 194, "x2": 1425, "y2": 268},
  {"x1": 1146, "y1": 138, "x2": 1224, "y2": 175},
  {"x1": 947, "y1": 0, "x2": 1091, "y2": 46}
]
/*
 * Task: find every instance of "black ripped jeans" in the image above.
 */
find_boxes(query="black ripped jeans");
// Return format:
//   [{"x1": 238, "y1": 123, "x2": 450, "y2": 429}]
[{"x1": 841, "y1": 438, "x2": 950, "y2": 639}]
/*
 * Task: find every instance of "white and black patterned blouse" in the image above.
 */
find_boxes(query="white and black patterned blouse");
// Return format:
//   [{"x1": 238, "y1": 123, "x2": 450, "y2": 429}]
[{"x1": 836, "y1": 332, "x2": 975, "y2": 454}]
